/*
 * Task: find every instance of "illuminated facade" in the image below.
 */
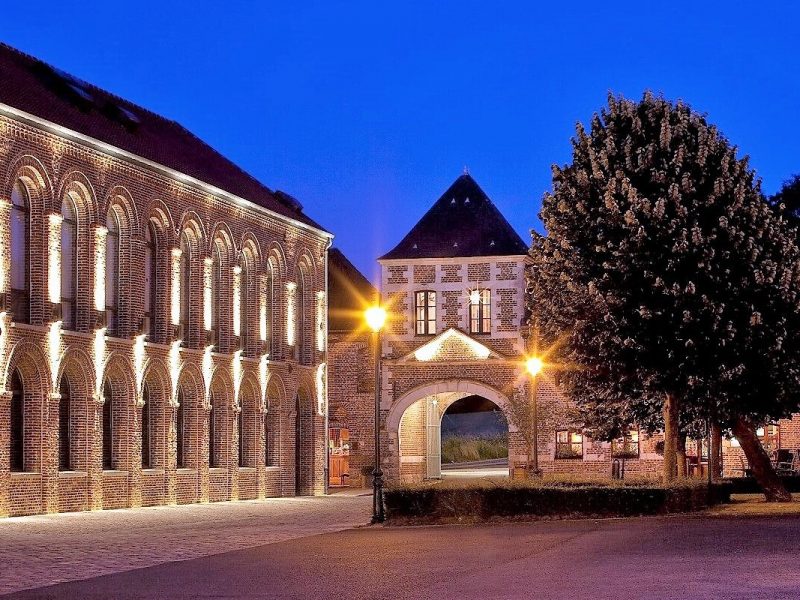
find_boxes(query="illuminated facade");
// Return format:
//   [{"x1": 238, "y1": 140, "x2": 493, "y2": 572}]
[
  {"x1": 0, "y1": 43, "x2": 330, "y2": 517},
  {"x1": 376, "y1": 174, "x2": 670, "y2": 483}
]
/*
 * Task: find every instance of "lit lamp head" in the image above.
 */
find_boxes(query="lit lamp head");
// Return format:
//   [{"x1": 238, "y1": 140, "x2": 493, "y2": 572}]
[
  {"x1": 365, "y1": 306, "x2": 387, "y2": 333},
  {"x1": 526, "y1": 356, "x2": 544, "y2": 377},
  {"x1": 469, "y1": 289, "x2": 481, "y2": 305}
]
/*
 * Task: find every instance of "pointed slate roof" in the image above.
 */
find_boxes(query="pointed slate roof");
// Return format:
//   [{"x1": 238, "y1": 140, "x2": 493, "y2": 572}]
[
  {"x1": 327, "y1": 248, "x2": 377, "y2": 332},
  {"x1": 0, "y1": 43, "x2": 327, "y2": 233},
  {"x1": 380, "y1": 173, "x2": 528, "y2": 260}
]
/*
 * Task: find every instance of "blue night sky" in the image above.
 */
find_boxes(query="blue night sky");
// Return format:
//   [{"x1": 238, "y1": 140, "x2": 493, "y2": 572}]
[{"x1": 2, "y1": 2, "x2": 799, "y2": 281}]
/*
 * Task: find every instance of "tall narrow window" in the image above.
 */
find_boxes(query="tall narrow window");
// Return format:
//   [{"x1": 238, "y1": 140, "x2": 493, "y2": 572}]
[
  {"x1": 469, "y1": 289, "x2": 491, "y2": 334},
  {"x1": 179, "y1": 234, "x2": 191, "y2": 343},
  {"x1": 211, "y1": 242, "x2": 222, "y2": 346},
  {"x1": 102, "y1": 381, "x2": 114, "y2": 470},
  {"x1": 176, "y1": 389, "x2": 186, "y2": 468},
  {"x1": 10, "y1": 181, "x2": 29, "y2": 323},
  {"x1": 297, "y1": 271, "x2": 306, "y2": 363},
  {"x1": 9, "y1": 368, "x2": 24, "y2": 472},
  {"x1": 415, "y1": 290, "x2": 436, "y2": 335},
  {"x1": 267, "y1": 264, "x2": 275, "y2": 358},
  {"x1": 58, "y1": 377, "x2": 72, "y2": 471},
  {"x1": 105, "y1": 210, "x2": 121, "y2": 335},
  {"x1": 61, "y1": 194, "x2": 78, "y2": 330},
  {"x1": 240, "y1": 260, "x2": 249, "y2": 351},
  {"x1": 237, "y1": 409, "x2": 244, "y2": 467},
  {"x1": 143, "y1": 222, "x2": 157, "y2": 338},
  {"x1": 141, "y1": 383, "x2": 151, "y2": 469},
  {"x1": 209, "y1": 399, "x2": 217, "y2": 468}
]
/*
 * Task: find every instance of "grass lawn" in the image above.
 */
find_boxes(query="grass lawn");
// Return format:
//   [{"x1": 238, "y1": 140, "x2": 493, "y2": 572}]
[{"x1": 708, "y1": 493, "x2": 800, "y2": 517}]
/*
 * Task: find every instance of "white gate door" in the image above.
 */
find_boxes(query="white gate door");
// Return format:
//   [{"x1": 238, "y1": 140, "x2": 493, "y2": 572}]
[{"x1": 426, "y1": 396, "x2": 441, "y2": 479}]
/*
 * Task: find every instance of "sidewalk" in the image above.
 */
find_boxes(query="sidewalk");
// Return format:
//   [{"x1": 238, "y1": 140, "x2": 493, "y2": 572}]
[{"x1": 0, "y1": 494, "x2": 371, "y2": 596}]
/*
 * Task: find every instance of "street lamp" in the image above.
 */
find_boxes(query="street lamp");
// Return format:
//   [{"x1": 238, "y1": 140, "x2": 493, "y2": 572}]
[
  {"x1": 365, "y1": 304, "x2": 387, "y2": 523},
  {"x1": 526, "y1": 355, "x2": 543, "y2": 475}
]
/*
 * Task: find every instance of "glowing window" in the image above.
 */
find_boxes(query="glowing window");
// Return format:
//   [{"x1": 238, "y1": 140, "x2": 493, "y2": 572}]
[
  {"x1": 415, "y1": 290, "x2": 436, "y2": 335},
  {"x1": 469, "y1": 289, "x2": 491, "y2": 334},
  {"x1": 556, "y1": 429, "x2": 583, "y2": 459}
]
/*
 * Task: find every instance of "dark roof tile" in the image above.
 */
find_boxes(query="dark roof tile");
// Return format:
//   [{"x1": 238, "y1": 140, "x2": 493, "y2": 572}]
[
  {"x1": 0, "y1": 43, "x2": 327, "y2": 233},
  {"x1": 379, "y1": 173, "x2": 527, "y2": 260},
  {"x1": 327, "y1": 248, "x2": 377, "y2": 332}
]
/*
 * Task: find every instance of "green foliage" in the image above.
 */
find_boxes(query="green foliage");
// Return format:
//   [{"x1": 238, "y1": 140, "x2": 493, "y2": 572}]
[
  {"x1": 383, "y1": 478, "x2": 731, "y2": 522},
  {"x1": 441, "y1": 436, "x2": 508, "y2": 463},
  {"x1": 770, "y1": 174, "x2": 800, "y2": 221},
  {"x1": 529, "y1": 91, "x2": 800, "y2": 437}
]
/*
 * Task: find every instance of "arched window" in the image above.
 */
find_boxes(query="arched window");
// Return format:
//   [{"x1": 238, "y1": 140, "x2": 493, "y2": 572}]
[
  {"x1": 179, "y1": 233, "x2": 191, "y2": 343},
  {"x1": 211, "y1": 241, "x2": 223, "y2": 345},
  {"x1": 58, "y1": 376, "x2": 72, "y2": 471},
  {"x1": 237, "y1": 409, "x2": 244, "y2": 467},
  {"x1": 102, "y1": 381, "x2": 114, "y2": 470},
  {"x1": 142, "y1": 383, "x2": 151, "y2": 469},
  {"x1": 143, "y1": 222, "x2": 157, "y2": 338},
  {"x1": 209, "y1": 397, "x2": 218, "y2": 468},
  {"x1": 105, "y1": 210, "x2": 121, "y2": 335},
  {"x1": 61, "y1": 194, "x2": 78, "y2": 330},
  {"x1": 10, "y1": 181, "x2": 29, "y2": 323},
  {"x1": 264, "y1": 413, "x2": 271, "y2": 466},
  {"x1": 267, "y1": 263, "x2": 275, "y2": 358},
  {"x1": 176, "y1": 388, "x2": 186, "y2": 468},
  {"x1": 239, "y1": 257, "x2": 249, "y2": 351},
  {"x1": 297, "y1": 270, "x2": 307, "y2": 364},
  {"x1": 9, "y1": 368, "x2": 24, "y2": 472}
]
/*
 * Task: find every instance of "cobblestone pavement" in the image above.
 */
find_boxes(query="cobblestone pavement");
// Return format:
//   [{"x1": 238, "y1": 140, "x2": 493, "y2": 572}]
[{"x1": 0, "y1": 492, "x2": 371, "y2": 596}]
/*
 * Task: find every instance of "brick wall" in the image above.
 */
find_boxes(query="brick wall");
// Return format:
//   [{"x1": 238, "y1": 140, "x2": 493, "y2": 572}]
[{"x1": 0, "y1": 114, "x2": 328, "y2": 517}]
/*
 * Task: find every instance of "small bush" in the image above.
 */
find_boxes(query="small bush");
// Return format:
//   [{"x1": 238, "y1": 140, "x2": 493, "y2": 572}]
[
  {"x1": 383, "y1": 478, "x2": 731, "y2": 523},
  {"x1": 441, "y1": 436, "x2": 508, "y2": 463}
]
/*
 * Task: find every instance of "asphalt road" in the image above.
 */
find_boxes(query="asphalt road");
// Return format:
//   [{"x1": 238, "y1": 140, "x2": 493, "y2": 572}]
[{"x1": 5, "y1": 515, "x2": 800, "y2": 600}]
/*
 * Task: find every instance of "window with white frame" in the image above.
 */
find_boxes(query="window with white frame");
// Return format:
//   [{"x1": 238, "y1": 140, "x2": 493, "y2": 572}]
[
  {"x1": 415, "y1": 290, "x2": 436, "y2": 335},
  {"x1": 469, "y1": 289, "x2": 491, "y2": 334}
]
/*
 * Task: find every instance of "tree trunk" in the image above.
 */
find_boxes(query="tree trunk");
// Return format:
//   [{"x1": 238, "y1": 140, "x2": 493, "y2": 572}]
[
  {"x1": 662, "y1": 393, "x2": 679, "y2": 481},
  {"x1": 732, "y1": 417, "x2": 791, "y2": 502},
  {"x1": 710, "y1": 423, "x2": 722, "y2": 480},
  {"x1": 676, "y1": 435, "x2": 687, "y2": 477}
]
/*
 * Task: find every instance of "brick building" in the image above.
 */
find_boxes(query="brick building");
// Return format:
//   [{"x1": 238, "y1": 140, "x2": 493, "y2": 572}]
[
  {"x1": 326, "y1": 248, "x2": 377, "y2": 487},
  {"x1": 370, "y1": 174, "x2": 800, "y2": 482},
  {"x1": 0, "y1": 44, "x2": 331, "y2": 517},
  {"x1": 373, "y1": 174, "x2": 666, "y2": 482}
]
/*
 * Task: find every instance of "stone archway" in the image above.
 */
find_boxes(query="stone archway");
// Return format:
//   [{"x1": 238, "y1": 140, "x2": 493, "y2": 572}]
[{"x1": 387, "y1": 380, "x2": 517, "y2": 483}]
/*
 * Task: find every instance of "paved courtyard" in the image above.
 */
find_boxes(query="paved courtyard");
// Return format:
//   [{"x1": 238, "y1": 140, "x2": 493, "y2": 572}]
[
  {"x1": 0, "y1": 492, "x2": 371, "y2": 596},
  {"x1": 5, "y1": 513, "x2": 800, "y2": 599}
]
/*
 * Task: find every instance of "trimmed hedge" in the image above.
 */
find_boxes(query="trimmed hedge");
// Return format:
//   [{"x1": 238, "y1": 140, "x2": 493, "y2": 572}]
[{"x1": 383, "y1": 480, "x2": 732, "y2": 522}]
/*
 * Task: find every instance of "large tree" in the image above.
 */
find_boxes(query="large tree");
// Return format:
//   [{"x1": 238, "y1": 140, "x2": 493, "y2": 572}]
[
  {"x1": 770, "y1": 174, "x2": 800, "y2": 221},
  {"x1": 530, "y1": 92, "x2": 800, "y2": 500}
]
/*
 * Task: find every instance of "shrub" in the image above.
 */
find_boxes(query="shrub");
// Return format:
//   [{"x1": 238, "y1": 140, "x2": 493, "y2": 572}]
[
  {"x1": 441, "y1": 436, "x2": 508, "y2": 463},
  {"x1": 383, "y1": 478, "x2": 731, "y2": 523}
]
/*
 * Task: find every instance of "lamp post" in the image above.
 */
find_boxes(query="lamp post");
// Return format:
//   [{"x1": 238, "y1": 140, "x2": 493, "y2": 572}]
[
  {"x1": 365, "y1": 304, "x2": 387, "y2": 523},
  {"x1": 526, "y1": 356, "x2": 543, "y2": 475}
]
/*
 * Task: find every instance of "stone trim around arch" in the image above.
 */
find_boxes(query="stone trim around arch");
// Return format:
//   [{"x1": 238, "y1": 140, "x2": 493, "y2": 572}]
[{"x1": 386, "y1": 378, "x2": 517, "y2": 435}]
